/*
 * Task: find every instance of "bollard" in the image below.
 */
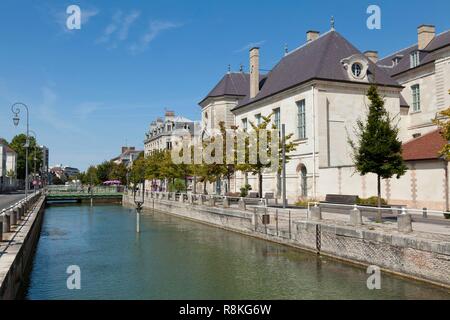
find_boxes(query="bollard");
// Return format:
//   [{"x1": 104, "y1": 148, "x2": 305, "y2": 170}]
[
  {"x1": 251, "y1": 208, "x2": 258, "y2": 231},
  {"x1": 10, "y1": 208, "x2": 17, "y2": 226},
  {"x1": 16, "y1": 206, "x2": 22, "y2": 221},
  {"x1": 222, "y1": 197, "x2": 230, "y2": 208},
  {"x1": 178, "y1": 193, "x2": 183, "y2": 203},
  {"x1": 422, "y1": 208, "x2": 428, "y2": 219},
  {"x1": 238, "y1": 197, "x2": 246, "y2": 211},
  {"x1": 398, "y1": 209, "x2": 413, "y2": 233},
  {"x1": 199, "y1": 195, "x2": 205, "y2": 206},
  {"x1": 208, "y1": 196, "x2": 215, "y2": 207},
  {"x1": 259, "y1": 198, "x2": 266, "y2": 207},
  {"x1": 309, "y1": 205, "x2": 322, "y2": 221},
  {"x1": 3, "y1": 211, "x2": 11, "y2": 233},
  {"x1": 350, "y1": 205, "x2": 363, "y2": 225}
]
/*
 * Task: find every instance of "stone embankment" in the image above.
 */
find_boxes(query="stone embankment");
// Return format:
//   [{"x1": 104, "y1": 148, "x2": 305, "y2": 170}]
[
  {"x1": 124, "y1": 191, "x2": 450, "y2": 289},
  {"x1": 0, "y1": 191, "x2": 45, "y2": 300}
]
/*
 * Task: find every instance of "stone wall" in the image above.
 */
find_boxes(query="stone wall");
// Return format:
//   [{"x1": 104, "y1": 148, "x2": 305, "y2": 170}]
[
  {"x1": 0, "y1": 193, "x2": 45, "y2": 300},
  {"x1": 123, "y1": 193, "x2": 450, "y2": 288}
]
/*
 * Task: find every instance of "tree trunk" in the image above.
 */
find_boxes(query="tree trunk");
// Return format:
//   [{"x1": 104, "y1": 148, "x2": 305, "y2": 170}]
[
  {"x1": 203, "y1": 181, "x2": 207, "y2": 194},
  {"x1": 258, "y1": 171, "x2": 263, "y2": 198},
  {"x1": 377, "y1": 175, "x2": 382, "y2": 223}
]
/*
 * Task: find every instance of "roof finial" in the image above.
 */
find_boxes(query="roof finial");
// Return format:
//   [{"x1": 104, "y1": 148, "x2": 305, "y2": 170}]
[
  {"x1": 331, "y1": 16, "x2": 335, "y2": 30},
  {"x1": 284, "y1": 44, "x2": 288, "y2": 56},
  {"x1": 227, "y1": 64, "x2": 231, "y2": 74}
]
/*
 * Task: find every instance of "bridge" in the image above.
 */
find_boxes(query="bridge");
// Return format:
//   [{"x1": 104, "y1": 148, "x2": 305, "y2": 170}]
[{"x1": 45, "y1": 186, "x2": 123, "y2": 203}]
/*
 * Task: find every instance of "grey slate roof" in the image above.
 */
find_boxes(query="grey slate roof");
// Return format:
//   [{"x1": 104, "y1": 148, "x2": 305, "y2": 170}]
[
  {"x1": 233, "y1": 30, "x2": 401, "y2": 110},
  {"x1": 199, "y1": 72, "x2": 252, "y2": 105},
  {"x1": 377, "y1": 30, "x2": 450, "y2": 77}
]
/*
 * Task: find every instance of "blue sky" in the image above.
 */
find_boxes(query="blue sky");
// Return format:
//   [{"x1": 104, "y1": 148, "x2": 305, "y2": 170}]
[{"x1": 0, "y1": 0, "x2": 449, "y2": 171}]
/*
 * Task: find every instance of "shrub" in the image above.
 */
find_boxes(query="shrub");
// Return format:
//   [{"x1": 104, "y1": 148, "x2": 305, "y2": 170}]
[
  {"x1": 356, "y1": 196, "x2": 387, "y2": 206},
  {"x1": 240, "y1": 184, "x2": 252, "y2": 197},
  {"x1": 295, "y1": 198, "x2": 319, "y2": 207}
]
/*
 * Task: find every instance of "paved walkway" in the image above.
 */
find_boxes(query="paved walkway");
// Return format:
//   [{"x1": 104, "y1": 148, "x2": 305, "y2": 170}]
[{"x1": 0, "y1": 191, "x2": 25, "y2": 211}]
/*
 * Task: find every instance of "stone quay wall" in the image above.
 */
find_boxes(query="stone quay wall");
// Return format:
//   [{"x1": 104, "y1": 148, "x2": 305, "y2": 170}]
[
  {"x1": 123, "y1": 192, "x2": 450, "y2": 289},
  {"x1": 0, "y1": 192, "x2": 45, "y2": 300}
]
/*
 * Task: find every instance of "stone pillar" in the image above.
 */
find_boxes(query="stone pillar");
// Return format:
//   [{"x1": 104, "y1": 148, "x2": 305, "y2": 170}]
[
  {"x1": 251, "y1": 210, "x2": 258, "y2": 230},
  {"x1": 208, "y1": 196, "x2": 215, "y2": 207},
  {"x1": 398, "y1": 213, "x2": 413, "y2": 233},
  {"x1": 222, "y1": 197, "x2": 230, "y2": 208},
  {"x1": 349, "y1": 206, "x2": 363, "y2": 225},
  {"x1": 179, "y1": 194, "x2": 184, "y2": 203},
  {"x1": 10, "y1": 208, "x2": 17, "y2": 226},
  {"x1": 309, "y1": 205, "x2": 322, "y2": 221},
  {"x1": 3, "y1": 212, "x2": 11, "y2": 233},
  {"x1": 238, "y1": 198, "x2": 246, "y2": 211}
]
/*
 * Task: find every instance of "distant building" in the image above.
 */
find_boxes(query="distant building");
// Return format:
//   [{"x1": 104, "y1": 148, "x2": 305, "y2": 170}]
[
  {"x1": 144, "y1": 111, "x2": 200, "y2": 156},
  {"x1": 50, "y1": 164, "x2": 80, "y2": 182},
  {"x1": 0, "y1": 141, "x2": 18, "y2": 192},
  {"x1": 111, "y1": 147, "x2": 143, "y2": 167},
  {"x1": 40, "y1": 145, "x2": 49, "y2": 184}
]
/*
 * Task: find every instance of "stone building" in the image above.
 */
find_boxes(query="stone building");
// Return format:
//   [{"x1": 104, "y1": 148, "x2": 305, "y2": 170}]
[
  {"x1": 0, "y1": 141, "x2": 18, "y2": 192},
  {"x1": 199, "y1": 24, "x2": 449, "y2": 210}
]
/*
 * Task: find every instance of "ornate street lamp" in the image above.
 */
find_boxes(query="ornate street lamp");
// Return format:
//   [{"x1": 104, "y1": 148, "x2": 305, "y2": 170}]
[
  {"x1": 11, "y1": 102, "x2": 29, "y2": 199},
  {"x1": 29, "y1": 130, "x2": 38, "y2": 193}
]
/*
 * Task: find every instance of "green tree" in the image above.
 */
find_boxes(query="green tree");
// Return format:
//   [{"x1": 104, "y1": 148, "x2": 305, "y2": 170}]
[
  {"x1": 109, "y1": 162, "x2": 128, "y2": 184},
  {"x1": 9, "y1": 134, "x2": 43, "y2": 180},
  {"x1": 237, "y1": 113, "x2": 298, "y2": 197},
  {"x1": 349, "y1": 85, "x2": 407, "y2": 222},
  {"x1": 433, "y1": 107, "x2": 450, "y2": 160},
  {"x1": 96, "y1": 161, "x2": 113, "y2": 183}
]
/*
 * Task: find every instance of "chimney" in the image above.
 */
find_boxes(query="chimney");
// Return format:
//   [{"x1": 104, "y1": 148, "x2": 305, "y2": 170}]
[
  {"x1": 306, "y1": 30, "x2": 320, "y2": 42},
  {"x1": 121, "y1": 146, "x2": 129, "y2": 154},
  {"x1": 165, "y1": 110, "x2": 175, "y2": 121},
  {"x1": 249, "y1": 47, "x2": 260, "y2": 99},
  {"x1": 418, "y1": 25, "x2": 435, "y2": 50},
  {"x1": 364, "y1": 50, "x2": 378, "y2": 63}
]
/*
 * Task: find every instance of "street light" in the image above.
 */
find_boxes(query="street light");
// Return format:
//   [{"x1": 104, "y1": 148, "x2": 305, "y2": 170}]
[
  {"x1": 11, "y1": 102, "x2": 29, "y2": 199},
  {"x1": 29, "y1": 130, "x2": 38, "y2": 193}
]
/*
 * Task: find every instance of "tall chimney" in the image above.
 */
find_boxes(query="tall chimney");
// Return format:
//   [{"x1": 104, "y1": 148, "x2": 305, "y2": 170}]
[
  {"x1": 418, "y1": 25, "x2": 435, "y2": 50},
  {"x1": 364, "y1": 50, "x2": 378, "y2": 63},
  {"x1": 249, "y1": 47, "x2": 260, "y2": 99},
  {"x1": 306, "y1": 30, "x2": 320, "y2": 42}
]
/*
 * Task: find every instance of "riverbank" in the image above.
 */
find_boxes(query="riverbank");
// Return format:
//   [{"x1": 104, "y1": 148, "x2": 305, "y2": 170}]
[
  {"x1": 123, "y1": 192, "x2": 450, "y2": 289},
  {"x1": 0, "y1": 192, "x2": 45, "y2": 300}
]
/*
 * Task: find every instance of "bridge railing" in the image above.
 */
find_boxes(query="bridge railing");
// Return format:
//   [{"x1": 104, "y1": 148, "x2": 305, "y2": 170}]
[{"x1": 46, "y1": 185, "x2": 123, "y2": 195}]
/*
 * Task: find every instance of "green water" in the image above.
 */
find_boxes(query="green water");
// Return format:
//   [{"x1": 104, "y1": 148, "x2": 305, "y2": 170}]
[{"x1": 25, "y1": 205, "x2": 450, "y2": 300}]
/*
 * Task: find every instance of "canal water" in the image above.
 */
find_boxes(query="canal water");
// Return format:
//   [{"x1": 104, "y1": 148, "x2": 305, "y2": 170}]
[{"x1": 25, "y1": 204, "x2": 450, "y2": 300}]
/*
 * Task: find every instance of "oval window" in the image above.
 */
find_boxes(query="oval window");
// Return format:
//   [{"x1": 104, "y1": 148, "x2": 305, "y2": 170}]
[{"x1": 351, "y1": 63, "x2": 362, "y2": 77}]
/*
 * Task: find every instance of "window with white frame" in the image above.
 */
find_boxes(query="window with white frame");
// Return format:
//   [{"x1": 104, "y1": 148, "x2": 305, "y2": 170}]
[
  {"x1": 255, "y1": 113, "x2": 261, "y2": 126},
  {"x1": 241, "y1": 118, "x2": 248, "y2": 132},
  {"x1": 410, "y1": 51, "x2": 420, "y2": 68},
  {"x1": 411, "y1": 84, "x2": 421, "y2": 112},
  {"x1": 297, "y1": 99, "x2": 306, "y2": 139},
  {"x1": 273, "y1": 108, "x2": 280, "y2": 129}
]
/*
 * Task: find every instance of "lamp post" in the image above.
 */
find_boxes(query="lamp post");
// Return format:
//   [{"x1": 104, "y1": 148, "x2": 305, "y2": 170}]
[
  {"x1": 133, "y1": 178, "x2": 145, "y2": 233},
  {"x1": 11, "y1": 103, "x2": 29, "y2": 199},
  {"x1": 29, "y1": 130, "x2": 38, "y2": 193}
]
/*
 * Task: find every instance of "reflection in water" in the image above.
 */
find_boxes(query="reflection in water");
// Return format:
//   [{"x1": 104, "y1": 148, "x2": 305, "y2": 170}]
[{"x1": 25, "y1": 205, "x2": 450, "y2": 300}]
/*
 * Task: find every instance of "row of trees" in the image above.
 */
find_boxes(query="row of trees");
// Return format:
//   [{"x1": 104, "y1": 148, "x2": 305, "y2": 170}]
[
  {"x1": 128, "y1": 114, "x2": 298, "y2": 196},
  {"x1": 77, "y1": 161, "x2": 129, "y2": 185},
  {"x1": 1, "y1": 134, "x2": 43, "y2": 180}
]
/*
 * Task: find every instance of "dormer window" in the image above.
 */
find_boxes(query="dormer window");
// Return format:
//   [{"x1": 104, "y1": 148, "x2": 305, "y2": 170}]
[
  {"x1": 410, "y1": 51, "x2": 420, "y2": 68},
  {"x1": 351, "y1": 63, "x2": 362, "y2": 77},
  {"x1": 393, "y1": 57, "x2": 400, "y2": 66}
]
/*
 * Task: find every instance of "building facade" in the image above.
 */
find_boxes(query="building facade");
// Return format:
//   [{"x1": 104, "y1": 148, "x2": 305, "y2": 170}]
[
  {"x1": 112, "y1": 146, "x2": 143, "y2": 167},
  {"x1": 199, "y1": 25, "x2": 449, "y2": 210},
  {"x1": 0, "y1": 142, "x2": 18, "y2": 192}
]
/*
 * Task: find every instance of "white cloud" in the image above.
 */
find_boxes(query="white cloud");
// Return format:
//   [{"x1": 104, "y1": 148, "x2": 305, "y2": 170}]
[
  {"x1": 234, "y1": 40, "x2": 266, "y2": 53},
  {"x1": 129, "y1": 20, "x2": 181, "y2": 54},
  {"x1": 97, "y1": 10, "x2": 141, "y2": 46}
]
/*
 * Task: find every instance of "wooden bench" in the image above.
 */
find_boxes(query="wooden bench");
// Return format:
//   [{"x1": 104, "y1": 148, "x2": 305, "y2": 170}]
[{"x1": 323, "y1": 194, "x2": 358, "y2": 205}]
